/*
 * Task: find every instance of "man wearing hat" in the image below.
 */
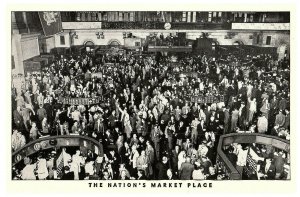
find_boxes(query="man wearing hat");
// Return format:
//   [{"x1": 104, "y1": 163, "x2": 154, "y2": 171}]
[
  {"x1": 151, "y1": 124, "x2": 162, "y2": 161},
  {"x1": 61, "y1": 166, "x2": 74, "y2": 180}
]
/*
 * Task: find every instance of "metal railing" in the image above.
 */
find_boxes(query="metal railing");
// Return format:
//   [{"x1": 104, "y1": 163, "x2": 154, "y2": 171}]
[{"x1": 12, "y1": 135, "x2": 103, "y2": 166}]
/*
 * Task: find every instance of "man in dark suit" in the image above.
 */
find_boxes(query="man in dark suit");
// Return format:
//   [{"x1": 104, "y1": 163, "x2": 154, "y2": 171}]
[
  {"x1": 104, "y1": 130, "x2": 115, "y2": 149},
  {"x1": 238, "y1": 102, "x2": 248, "y2": 130},
  {"x1": 155, "y1": 156, "x2": 169, "y2": 180},
  {"x1": 273, "y1": 151, "x2": 286, "y2": 179},
  {"x1": 216, "y1": 107, "x2": 225, "y2": 126},
  {"x1": 261, "y1": 158, "x2": 276, "y2": 180},
  {"x1": 13, "y1": 106, "x2": 24, "y2": 130},
  {"x1": 137, "y1": 169, "x2": 146, "y2": 180},
  {"x1": 106, "y1": 149, "x2": 120, "y2": 174},
  {"x1": 179, "y1": 157, "x2": 194, "y2": 180},
  {"x1": 182, "y1": 138, "x2": 192, "y2": 152},
  {"x1": 61, "y1": 166, "x2": 74, "y2": 180},
  {"x1": 226, "y1": 146, "x2": 237, "y2": 165},
  {"x1": 270, "y1": 124, "x2": 279, "y2": 136}
]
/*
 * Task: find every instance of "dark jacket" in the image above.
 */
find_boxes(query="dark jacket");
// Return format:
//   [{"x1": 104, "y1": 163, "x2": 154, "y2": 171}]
[
  {"x1": 179, "y1": 162, "x2": 194, "y2": 180},
  {"x1": 61, "y1": 172, "x2": 75, "y2": 180},
  {"x1": 155, "y1": 162, "x2": 169, "y2": 180}
]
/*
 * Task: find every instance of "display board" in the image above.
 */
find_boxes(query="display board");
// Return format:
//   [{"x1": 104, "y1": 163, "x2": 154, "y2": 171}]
[
  {"x1": 61, "y1": 97, "x2": 103, "y2": 105},
  {"x1": 190, "y1": 95, "x2": 225, "y2": 103}
]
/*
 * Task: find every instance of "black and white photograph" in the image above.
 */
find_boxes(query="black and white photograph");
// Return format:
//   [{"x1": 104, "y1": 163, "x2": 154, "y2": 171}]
[{"x1": 10, "y1": 9, "x2": 292, "y2": 183}]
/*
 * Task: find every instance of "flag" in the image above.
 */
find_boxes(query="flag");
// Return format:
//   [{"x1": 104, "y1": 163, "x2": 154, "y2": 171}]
[
  {"x1": 38, "y1": 11, "x2": 62, "y2": 36},
  {"x1": 244, "y1": 148, "x2": 257, "y2": 176},
  {"x1": 56, "y1": 151, "x2": 64, "y2": 178}
]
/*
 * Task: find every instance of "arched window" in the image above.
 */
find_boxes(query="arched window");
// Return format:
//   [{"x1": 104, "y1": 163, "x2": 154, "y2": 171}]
[
  {"x1": 233, "y1": 41, "x2": 244, "y2": 45},
  {"x1": 107, "y1": 39, "x2": 121, "y2": 46},
  {"x1": 109, "y1": 41, "x2": 120, "y2": 46},
  {"x1": 84, "y1": 41, "x2": 95, "y2": 46}
]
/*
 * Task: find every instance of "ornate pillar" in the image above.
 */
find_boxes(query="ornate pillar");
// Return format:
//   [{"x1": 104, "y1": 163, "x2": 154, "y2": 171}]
[{"x1": 11, "y1": 12, "x2": 19, "y2": 34}]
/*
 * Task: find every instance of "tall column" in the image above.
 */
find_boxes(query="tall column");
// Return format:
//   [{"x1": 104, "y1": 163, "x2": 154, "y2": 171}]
[
  {"x1": 208, "y1": 12, "x2": 212, "y2": 22},
  {"x1": 187, "y1": 12, "x2": 191, "y2": 22},
  {"x1": 76, "y1": 12, "x2": 81, "y2": 21},
  {"x1": 244, "y1": 13, "x2": 248, "y2": 22},
  {"x1": 97, "y1": 12, "x2": 102, "y2": 21},
  {"x1": 81, "y1": 12, "x2": 86, "y2": 21},
  {"x1": 11, "y1": 12, "x2": 19, "y2": 34},
  {"x1": 262, "y1": 14, "x2": 266, "y2": 22},
  {"x1": 87, "y1": 12, "x2": 92, "y2": 21},
  {"x1": 22, "y1": 12, "x2": 30, "y2": 33},
  {"x1": 12, "y1": 34, "x2": 24, "y2": 74},
  {"x1": 182, "y1": 12, "x2": 186, "y2": 22},
  {"x1": 169, "y1": 12, "x2": 172, "y2": 22},
  {"x1": 192, "y1": 12, "x2": 196, "y2": 22}
]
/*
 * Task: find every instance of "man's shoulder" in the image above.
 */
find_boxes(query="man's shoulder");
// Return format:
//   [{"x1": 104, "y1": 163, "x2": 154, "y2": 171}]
[{"x1": 187, "y1": 163, "x2": 194, "y2": 167}]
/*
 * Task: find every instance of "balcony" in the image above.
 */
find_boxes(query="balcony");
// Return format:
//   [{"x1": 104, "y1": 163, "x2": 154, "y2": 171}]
[
  {"x1": 61, "y1": 21, "x2": 232, "y2": 31},
  {"x1": 231, "y1": 23, "x2": 290, "y2": 30},
  {"x1": 217, "y1": 133, "x2": 290, "y2": 180},
  {"x1": 101, "y1": 21, "x2": 232, "y2": 30}
]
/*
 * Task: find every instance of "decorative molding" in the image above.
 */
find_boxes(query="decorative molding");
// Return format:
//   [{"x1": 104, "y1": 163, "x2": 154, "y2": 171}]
[{"x1": 232, "y1": 23, "x2": 290, "y2": 30}]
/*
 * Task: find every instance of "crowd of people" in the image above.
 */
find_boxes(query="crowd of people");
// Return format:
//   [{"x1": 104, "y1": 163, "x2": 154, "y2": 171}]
[
  {"x1": 12, "y1": 47, "x2": 290, "y2": 180},
  {"x1": 148, "y1": 33, "x2": 187, "y2": 46}
]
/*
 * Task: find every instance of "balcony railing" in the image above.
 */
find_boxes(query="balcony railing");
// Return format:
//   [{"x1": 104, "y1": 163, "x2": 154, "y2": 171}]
[
  {"x1": 12, "y1": 135, "x2": 104, "y2": 166},
  {"x1": 100, "y1": 21, "x2": 232, "y2": 30}
]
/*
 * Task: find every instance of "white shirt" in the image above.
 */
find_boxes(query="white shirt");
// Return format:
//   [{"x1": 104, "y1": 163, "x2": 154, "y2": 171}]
[
  {"x1": 21, "y1": 164, "x2": 36, "y2": 180},
  {"x1": 249, "y1": 100, "x2": 257, "y2": 112},
  {"x1": 72, "y1": 110, "x2": 81, "y2": 122},
  {"x1": 192, "y1": 169, "x2": 205, "y2": 180},
  {"x1": 265, "y1": 163, "x2": 271, "y2": 173},
  {"x1": 236, "y1": 149, "x2": 248, "y2": 166},
  {"x1": 85, "y1": 162, "x2": 95, "y2": 176},
  {"x1": 36, "y1": 159, "x2": 49, "y2": 179},
  {"x1": 63, "y1": 151, "x2": 72, "y2": 167}
]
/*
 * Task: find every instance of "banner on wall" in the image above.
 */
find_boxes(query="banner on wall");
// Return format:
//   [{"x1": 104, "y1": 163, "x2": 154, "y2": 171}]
[{"x1": 38, "y1": 12, "x2": 63, "y2": 36}]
